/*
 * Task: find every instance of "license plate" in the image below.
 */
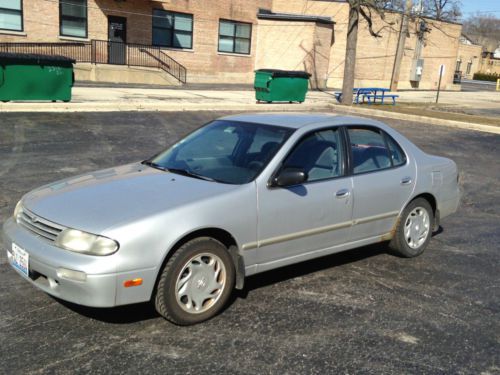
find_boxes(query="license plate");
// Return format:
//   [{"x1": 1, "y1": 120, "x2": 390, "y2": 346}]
[{"x1": 12, "y1": 243, "x2": 29, "y2": 277}]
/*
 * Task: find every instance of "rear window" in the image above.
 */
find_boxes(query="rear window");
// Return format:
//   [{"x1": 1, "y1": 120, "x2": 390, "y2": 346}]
[
  {"x1": 384, "y1": 133, "x2": 406, "y2": 167},
  {"x1": 348, "y1": 128, "x2": 392, "y2": 174}
]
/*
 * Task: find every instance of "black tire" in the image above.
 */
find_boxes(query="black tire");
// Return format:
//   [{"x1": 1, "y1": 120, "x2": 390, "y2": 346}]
[
  {"x1": 154, "y1": 237, "x2": 235, "y2": 325},
  {"x1": 389, "y1": 198, "x2": 434, "y2": 258}
]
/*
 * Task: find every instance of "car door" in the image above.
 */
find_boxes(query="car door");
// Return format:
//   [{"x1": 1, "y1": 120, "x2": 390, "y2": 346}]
[
  {"x1": 346, "y1": 126, "x2": 416, "y2": 241},
  {"x1": 255, "y1": 127, "x2": 353, "y2": 267}
]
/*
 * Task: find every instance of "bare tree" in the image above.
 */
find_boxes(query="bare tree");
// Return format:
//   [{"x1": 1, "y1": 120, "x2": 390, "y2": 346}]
[
  {"x1": 340, "y1": 0, "x2": 395, "y2": 105},
  {"x1": 422, "y1": 0, "x2": 462, "y2": 21},
  {"x1": 463, "y1": 14, "x2": 500, "y2": 52},
  {"x1": 339, "y1": 0, "x2": 463, "y2": 105}
]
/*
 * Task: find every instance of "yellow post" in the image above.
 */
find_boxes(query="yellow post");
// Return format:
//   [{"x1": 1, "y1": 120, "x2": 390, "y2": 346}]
[{"x1": 497, "y1": 79, "x2": 500, "y2": 91}]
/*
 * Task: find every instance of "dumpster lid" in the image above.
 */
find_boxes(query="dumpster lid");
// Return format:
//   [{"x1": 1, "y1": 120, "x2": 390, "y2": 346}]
[
  {"x1": 256, "y1": 69, "x2": 311, "y2": 79},
  {"x1": 0, "y1": 52, "x2": 76, "y2": 64}
]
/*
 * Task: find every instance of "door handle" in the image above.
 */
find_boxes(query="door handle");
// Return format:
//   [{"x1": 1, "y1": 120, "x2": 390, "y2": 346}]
[
  {"x1": 336, "y1": 189, "x2": 350, "y2": 198},
  {"x1": 401, "y1": 177, "x2": 413, "y2": 185}
]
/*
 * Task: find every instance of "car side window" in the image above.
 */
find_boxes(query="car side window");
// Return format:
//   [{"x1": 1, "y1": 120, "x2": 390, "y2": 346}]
[
  {"x1": 384, "y1": 133, "x2": 406, "y2": 167},
  {"x1": 348, "y1": 127, "x2": 392, "y2": 174},
  {"x1": 248, "y1": 127, "x2": 286, "y2": 154},
  {"x1": 282, "y1": 128, "x2": 344, "y2": 182}
]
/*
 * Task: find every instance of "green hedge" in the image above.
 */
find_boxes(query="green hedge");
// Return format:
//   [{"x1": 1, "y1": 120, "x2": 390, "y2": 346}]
[{"x1": 473, "y1": 72, "x2": 500, "y2": 82}]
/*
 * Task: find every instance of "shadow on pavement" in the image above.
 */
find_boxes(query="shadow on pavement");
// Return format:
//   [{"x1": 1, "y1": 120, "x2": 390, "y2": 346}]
[
  {"x1": 54, "y1": 242, "x2": 392, "y2": 324},
  {"x1": 54, "y1": 298, "x2": 159, "y2": 324},
  {"x1": 236, "y1": 242, "x2": 388, "y2": 299}
]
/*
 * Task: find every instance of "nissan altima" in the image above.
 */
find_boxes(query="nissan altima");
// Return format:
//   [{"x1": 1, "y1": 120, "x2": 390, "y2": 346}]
[{"x1": 2, "y1": 113, "x2": 460, "y2": 325}]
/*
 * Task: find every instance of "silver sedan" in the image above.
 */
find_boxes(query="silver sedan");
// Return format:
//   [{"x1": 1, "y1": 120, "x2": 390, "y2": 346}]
[{"x1": 2, "y1": 113, "x2": 460, "y2": 325}]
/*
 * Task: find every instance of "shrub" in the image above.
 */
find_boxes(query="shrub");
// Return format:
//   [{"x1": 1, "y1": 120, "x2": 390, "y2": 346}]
[{"x1": 473, "y1": 72, "x2": 500, "y2": 82}]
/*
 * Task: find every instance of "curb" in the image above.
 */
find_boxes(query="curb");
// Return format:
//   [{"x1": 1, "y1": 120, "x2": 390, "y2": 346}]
[
  {"x1": 0, "y1": 102, "x2": 331, "y2": 113},
  {"x1": 329, "y1": 104, "x2": 500, "y2": 135}
]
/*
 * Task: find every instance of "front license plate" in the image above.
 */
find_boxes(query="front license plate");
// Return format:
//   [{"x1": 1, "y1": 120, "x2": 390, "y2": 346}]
[{"x1": 12, "y1": 243, "x2": 29, "y2": 277}]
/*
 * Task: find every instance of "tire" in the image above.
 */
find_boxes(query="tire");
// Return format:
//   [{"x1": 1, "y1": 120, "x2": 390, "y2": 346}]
[
  {"x1": 154, "y1": 237, "x2": 235, "y2": 325},
  {"x1": 389, "y1": 198, "x2": 434, "y2": 258}
]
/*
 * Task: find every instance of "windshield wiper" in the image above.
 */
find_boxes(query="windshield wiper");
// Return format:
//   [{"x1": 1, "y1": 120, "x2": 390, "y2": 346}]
[
  {"x1": 141, "y1": 160, "x2": 168, "y2": 171},
  {"x1": 166, "y1": 168, "x2": 220, "y2": 182},
  {"x1": 142, "y1": 161, "x2": 222, "y2": 182}
]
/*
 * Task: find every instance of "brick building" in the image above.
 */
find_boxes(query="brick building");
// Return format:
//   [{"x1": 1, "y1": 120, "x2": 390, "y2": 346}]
[
  {"x1": 457, "y1": 35, "x2": 483, "y2": 79},
  {"x1": 479, "y1": 51, "x2": 500, "y2": 76},
  {"x1": 0, "y1": 0, "x2": 463, "y2": 89}
]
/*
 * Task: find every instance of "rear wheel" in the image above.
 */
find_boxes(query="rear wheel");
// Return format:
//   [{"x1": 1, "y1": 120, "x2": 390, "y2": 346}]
[
  {"x1": 154, "y1": 237, "x2": 235, "y2": 325},
  {"x1": 389, "y1": 198, "x2": 433, "y2": 258}
]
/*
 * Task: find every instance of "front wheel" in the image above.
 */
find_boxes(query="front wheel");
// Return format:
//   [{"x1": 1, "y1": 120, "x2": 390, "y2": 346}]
[
  {"x1": 389, "y1": 198, "x2": 433, "y2": 258},
  {"x1": 154, "y1": 237, "x2": 235, "y2": 325}
]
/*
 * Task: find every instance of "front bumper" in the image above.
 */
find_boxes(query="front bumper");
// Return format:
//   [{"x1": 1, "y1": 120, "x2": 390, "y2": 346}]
[{"x1": 3, "y1": 217, "x2": 119, "y2": 307}]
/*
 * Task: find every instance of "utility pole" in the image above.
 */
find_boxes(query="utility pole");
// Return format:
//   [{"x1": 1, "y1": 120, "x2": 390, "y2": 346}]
[{"x1": 390, "y1": 0, "x2": 412, "y2": 91}]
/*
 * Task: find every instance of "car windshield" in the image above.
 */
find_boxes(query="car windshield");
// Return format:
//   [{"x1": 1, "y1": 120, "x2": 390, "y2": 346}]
[{"x1": 149, "y1": 120, "x2": 294, "y2": 184}]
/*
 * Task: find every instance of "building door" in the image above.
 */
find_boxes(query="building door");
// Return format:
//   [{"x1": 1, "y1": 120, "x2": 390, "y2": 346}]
[{"x1": 108, "y1": 16, "x2": 127, "y2": 65}]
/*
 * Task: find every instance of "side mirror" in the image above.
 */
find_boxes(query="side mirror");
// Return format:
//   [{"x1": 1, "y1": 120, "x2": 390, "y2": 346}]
[{"x1": 272, "y1": 167, "x2": 307, "y2": 187}]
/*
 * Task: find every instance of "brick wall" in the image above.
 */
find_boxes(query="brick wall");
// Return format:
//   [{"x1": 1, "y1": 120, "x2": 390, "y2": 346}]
[
  {"x1": 0, "y1": 0, "x2": 273, "y2": 84},
  {"x1": 0, "y1": 0, "x2": 462, "y2": 87},
  {"x1": 457, "y1": 43, "x2": 482, "y2": 78},
  {"x1": 479, "y1": 56, "x2": 500, "y2": 75},
  {"x1": 412, "y1": 20, "x2": 462, "y2": 90},
  {"x1": 255, "y1": 20, "x2": 333, "y2": 88},
  {"x1": 272, "y1": 0, "x2": 462, "y2": 90}
]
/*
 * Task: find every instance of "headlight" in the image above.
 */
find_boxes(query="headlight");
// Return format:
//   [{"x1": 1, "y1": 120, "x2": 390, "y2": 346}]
[
  {"x1": 13, "y1": 200, "x2": 23, "y2": 221},
  {"x1": 55, "y1": 229, "x2": 119, "y2": 256}
]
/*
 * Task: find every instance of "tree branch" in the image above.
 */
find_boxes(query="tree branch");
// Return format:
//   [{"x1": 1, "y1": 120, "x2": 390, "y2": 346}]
[{"x1": 359, "y1": 6, "x2": 383, "y2": 37}]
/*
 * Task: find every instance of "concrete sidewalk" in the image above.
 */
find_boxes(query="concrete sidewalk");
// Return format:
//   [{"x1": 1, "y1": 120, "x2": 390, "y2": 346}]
[
  {"x1": 1, "y1": 86, "x2": 499, "y2": 134},
  {"x1": 0, "y1": 86, "x2": 333, "y2": 112}
]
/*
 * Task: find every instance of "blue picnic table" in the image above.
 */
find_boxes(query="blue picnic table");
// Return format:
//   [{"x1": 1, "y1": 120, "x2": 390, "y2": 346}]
[{"x1": 334, "y1": 88, "x2": 399, "y2": 105}]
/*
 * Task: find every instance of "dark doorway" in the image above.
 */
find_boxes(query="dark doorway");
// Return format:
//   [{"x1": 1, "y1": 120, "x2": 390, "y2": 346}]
[{"x1": 108, "y1": 16, "x2": 127, "y2": 65}]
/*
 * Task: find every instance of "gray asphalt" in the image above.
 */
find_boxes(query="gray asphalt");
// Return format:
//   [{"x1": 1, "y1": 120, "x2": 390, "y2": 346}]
[
  {"x1": 460, "y1": 80, "x2": 497, "y2": 92},
  {"x1": 0, "y1": 111, "x2": 499, "y2": 374}
]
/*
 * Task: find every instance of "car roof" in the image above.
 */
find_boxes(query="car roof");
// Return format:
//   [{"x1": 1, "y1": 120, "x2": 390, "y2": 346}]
[{"x1": 219, "y1": 112, "x2": 385, "y2": 130}]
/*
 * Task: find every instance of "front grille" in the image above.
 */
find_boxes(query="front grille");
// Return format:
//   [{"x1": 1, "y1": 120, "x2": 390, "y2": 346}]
[{"x1": 17, "y1": 209, "x2": 65, "y2": 242}]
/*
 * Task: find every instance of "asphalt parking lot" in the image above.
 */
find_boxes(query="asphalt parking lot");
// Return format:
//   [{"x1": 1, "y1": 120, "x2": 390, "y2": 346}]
[{"x1": 0, "y1": 111, "x2": 499, "y2": 374}]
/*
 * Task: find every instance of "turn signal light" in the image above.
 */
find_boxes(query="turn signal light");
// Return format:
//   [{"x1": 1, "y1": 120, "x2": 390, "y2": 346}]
[{"x1": 123, "y1": 278, "x2": 143, "y2": 288}]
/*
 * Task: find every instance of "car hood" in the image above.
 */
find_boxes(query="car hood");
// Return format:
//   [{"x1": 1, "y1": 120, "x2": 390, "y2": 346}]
[{"x1": 22, "y1": 163, "x2": 239, "y2": 234}]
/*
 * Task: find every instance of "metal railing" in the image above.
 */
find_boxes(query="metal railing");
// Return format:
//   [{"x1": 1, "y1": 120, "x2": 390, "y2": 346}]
[{"x1": 0, "y1": 39, "x2": 187, "y2": 84}]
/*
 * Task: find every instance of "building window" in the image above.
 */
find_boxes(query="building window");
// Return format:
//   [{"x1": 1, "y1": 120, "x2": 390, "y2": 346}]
[
  {"x1": 455, "y1": 60, "x2": 461, "y2": 72},
  {"x1": 466, "y1": 61, "x2": 472, "y2": 75},
  {"x1": 152, "y1": 10, "x2": 193, "y2": 49},
  {"x1": 218, "y1": 20, "x2": 252, "y2": 55},
  {"x1": 60, "y1": 0, "x2": 87, "y2": 38},
  {"x1": 0, "y1": 0, "x2": 23, "y2": 31}
]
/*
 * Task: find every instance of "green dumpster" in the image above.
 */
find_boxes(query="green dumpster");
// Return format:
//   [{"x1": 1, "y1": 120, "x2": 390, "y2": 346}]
[
  {"x1": 0, "y1": 52, "x2": 75, "y2": 102},
  {"x1": 254, "y1": 69, "x2": 311, "y2": 103}
]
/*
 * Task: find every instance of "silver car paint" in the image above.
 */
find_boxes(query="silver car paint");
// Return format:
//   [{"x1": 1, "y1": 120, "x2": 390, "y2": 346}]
[{"x1": 2, "y1": 114, "x2": 460, "y2": 308}]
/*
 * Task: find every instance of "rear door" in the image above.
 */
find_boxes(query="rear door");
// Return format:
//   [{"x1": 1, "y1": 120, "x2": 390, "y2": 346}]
[{"x1": 346, "y1": 126, "x2": 416, "y2": 241}]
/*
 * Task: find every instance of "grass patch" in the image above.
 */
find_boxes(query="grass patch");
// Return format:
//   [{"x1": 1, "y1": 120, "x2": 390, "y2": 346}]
[{"x1": 358, "y1": 103, "x2": 500, "y2": 127}]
